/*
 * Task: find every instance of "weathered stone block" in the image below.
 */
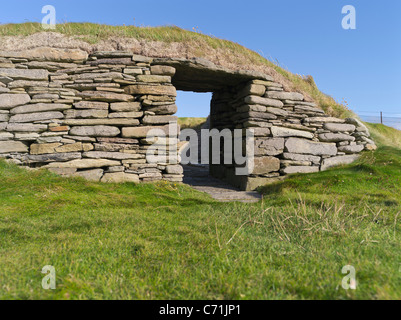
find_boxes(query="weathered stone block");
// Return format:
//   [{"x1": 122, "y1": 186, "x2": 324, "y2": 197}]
[
  {"x1": 74, "y1": 169, "x2": 104, "y2": 182},
  {"x1": 21, "y1": 153, "x2": 81, "y2": 163},
  {"x1": 124, "y1": 84, "x2": 177, "y2": 96},
  {"x1": 69, "y1": 126, "x2": 120, "y2": 137},
  {"x1": 108, "y1": 112, "x2": 143, "y2": 118},
  {"x1": 252, "y1": 156, "x2": 280, "y2": 174},
  {"x1": 83, "y1": 151, "x2": 143, "y2": 160},
  {"x1": 65, "y1": 109, "x2": 108, "y2": 119},
  {"x1": 101, "y1": 172, "x2": 139, "y2": 183},
  {"x1": 337, "y1": 144, "x2": 364, "y2": 154},
  {"x1": 45, "y1": 159, "x2": 121, "y2": 169},
  {"x1": 144, "y1": 104, "x2": 177, "y2": 115},
  {"x1": 265, "y1": 91, "x2": 304, "y2": 101},
  {"x1": 323, "y1": 123, "x2": 356, "y2": 132},
  {"x1": 255, "y1": 138, "x2": 284, "y2": 156},
  {"x1": 74, "y1": 101, "x2": 109, "y2": 110},
  {"x1": 0, "y1": 141, "x2": 28, "y2": 153},
  {"x1": 285, "y1": 138, "x2": 337, "y2": 156},
  {"x1": 142, "y1": 115, "x2": 178, "y2": 125},
  {"x1": 9, "y1": 111, "x2": 64, "y2": 123},
  {"x1": 0, "y1": 47, "x2": 88, "y2": 62},
  {"x1": 0, "y1": 93, "x2": 31, "y2": 109},
  {"x1": 150, "y1": 65, "x2": 176, "y2": 76},
  {"x1": 78, "y1": 91, "x2": 134, "y2": 102},
  {"x1": 110, "y1": 102, "x2": 141, "y2": 112},
  {"x1": 318, "y1": 133, "x2": 355, "y2": 143},
  {"x1": 30, "y1": 143, "x2": 61, "y2": 155},
  {"x1": 6, "y1": 123, "x2": 47, "y2": 132},
  {"x1": 11, "y1": 103, "x2": 71, "y2": 114},
  {"x1": 321, "y1": 155, "x2": 360, "y2": 171},
  {"x1": 136, "y1": 75, "x2": 171, "y2": 83},
  {"x1": 55, "y1": 143, "x2": 83, "y2": 153},
  {"x1": 281, "y1": 166, "x2": 320, "y2": 175},
  {"x1": 0, "y1": 68, "x2": 48, "y2": 80},
  {"x1": 271, "y1": 126, "x2": 314, "y2": 139},
  {"x1": 165, "y1": 165, "x2": 183, "y2": 174},
  {"x1": 282, "y1": 152, "x2": 321, "y2": 165},
  {"x1": 244, "y1": 96, "x2": 284, "y2": 108},
  {"x1": 63, "y1": 119, "x2": 139, "y2": 126}
]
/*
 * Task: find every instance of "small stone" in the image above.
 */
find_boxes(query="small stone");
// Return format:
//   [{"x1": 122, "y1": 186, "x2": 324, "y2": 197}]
[
  {"x1": 0, "y1": 141, "x2": 28, "y2": 153},
  {"x1": 265, "y1": 91, "x2": 304, "y2": 101},
  {"x1": 55, "y1": 142, "x2": 83, "y2": 153},
  {"x1": 124, "y1": 84, "x2": 177, "y2": 96},
  {"x1": 0, "y1": 93, "x2": 31, "y2": 109},
  {"x1": 45, "y1": 159, "x2": 121, "y2": 169},
  {"x1": 321, "y1": 155, "x2": 360, "y2": 171},
  {"x1": 165, "y1": 165, "x2": 183, "y2": 174},
  {"x1": 142, "y1": 115, "x2": 178, "y2": 125},
  {"x1": 285, "y1": 138, "x2": 337, "y2": 156},
  {"x1": 252, "y1": 156, "x2": 280, "y2": 174},
  {"x1": 6, "y1": 123, "x2": 47, "y2": 132},
  {"x1": 323, "y1": 123, "x2": 356, "y2": 132},
  {"x1": 337, "y1": 145, "x2": 364, "y2": 154},
  {"x1": 65, "y1": 109, "x2": 108, "y2": 119},
  {"x1": 78, "y1": 91, "x2": 134, "y2": 102},
  {"x1": 110, "y1": 102, "x2": 141, "y2": 112},
  {"x1": 108, "y1": 111, "x2": 143, "y2": 118},
  {"x1": 244, "y1": 96, "x2": 284, "y2": 108},
  {"x1": 101, "y1": 172, "x2": 139, "y2": 183},
  {"x1": 318, "y1": 133, "x2": 355, "y2": 143},
  {"x1": 9, "y1": 111, "x2": 64, "y2": 123},
  {"x1": 22, "y1": 153, "x2": 81, "y2": 163},
  {"x1": 74, "y1": 169, "x2": 104, "y2": 182},
  {"x1": 0, "y1": 68, "x2": 48, "y2": 80},
  {"x1": 136, "y1": 75, "x2": 171, "y2": 83},
  {"x1": 69, "y1": 126, "x2": 120, "y2": 137},
  {"x1": 11, "y1": 103, "x2": 71, "y2": 114},
  {"x1": 271, "y1": 126, "x2": 314, "y2": 139},
  {"x1": 281, "y1": 166, "x2": 320, "y2": 175},
  {"x1": 30, "y1": 143, "x2": 61, "y2": 155},
  {"x1": 150, "y1": 65, "x2": 176, "y2": 76},
  {"x1": 74, "y1": 101, "x2": 109, "y2": 110}
]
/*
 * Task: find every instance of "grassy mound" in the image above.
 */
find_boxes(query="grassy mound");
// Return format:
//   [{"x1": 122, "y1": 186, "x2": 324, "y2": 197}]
[
  {"x1": 0, "y1": 22, "x2": 353, "y2": 120},
  {"x1": 1, "y1": 146, "x2": 401, "y2": 300}
]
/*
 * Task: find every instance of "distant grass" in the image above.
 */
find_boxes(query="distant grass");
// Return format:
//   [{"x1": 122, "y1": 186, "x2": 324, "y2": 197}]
[
  {"x1": 0, "y1": 22, "x2": 353, "y2": 119},
  {"x1": 178, "y1": 117, "x2": 207, "y2": 130},
  {"x1": 1, "y1": 146, "x2": 401, "y2": 300},
  {"x1": 366, "y1": 123, "x2": 401, "y2": 149}
]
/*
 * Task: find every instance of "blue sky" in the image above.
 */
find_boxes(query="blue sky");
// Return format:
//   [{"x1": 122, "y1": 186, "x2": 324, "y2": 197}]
[{"x1": 1, "y1": 0, "x2": 400, "y2": 124}]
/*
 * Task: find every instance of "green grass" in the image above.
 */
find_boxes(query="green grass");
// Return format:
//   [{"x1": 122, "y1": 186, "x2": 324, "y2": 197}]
[
  {"x1": 1, "y1": 145, "x2": 401, "y2": 300},
  {"x1": 178, "y1": 117, "x2": 207, "y2": 130}
]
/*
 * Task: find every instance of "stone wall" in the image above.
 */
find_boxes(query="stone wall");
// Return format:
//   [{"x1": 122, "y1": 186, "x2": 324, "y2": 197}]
[
  {"x1": 0, "y1": 47, "x2": 376, "y2": 189},
  {"x1": 209, "y1": 80, "x2": 376, "y2": 190},
  {"x1": 0, "y1": 49, "x2": 183, "y2": 183}
]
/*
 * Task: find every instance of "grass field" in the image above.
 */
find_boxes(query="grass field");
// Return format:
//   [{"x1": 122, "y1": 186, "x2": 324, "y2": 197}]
[{"x1": 1, "y1": 144, "x2": 400, "y2": 300}]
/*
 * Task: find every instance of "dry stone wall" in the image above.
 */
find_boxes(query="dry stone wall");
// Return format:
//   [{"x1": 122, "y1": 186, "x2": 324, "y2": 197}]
[
  {"x1": 0, "y1": 49, "x2": 183, "y2": 183},
  {"x1": 0, "y1": 47, "x2": 376, "y2": 190},
  {"x1": 209, "y1": 80, "x2": 376, "y2": 190}
]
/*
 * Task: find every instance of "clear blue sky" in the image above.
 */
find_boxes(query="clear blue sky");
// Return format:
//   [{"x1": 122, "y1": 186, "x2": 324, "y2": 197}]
[{"x1": 1, "y1": 0, "x2": 400, "y2": 122}]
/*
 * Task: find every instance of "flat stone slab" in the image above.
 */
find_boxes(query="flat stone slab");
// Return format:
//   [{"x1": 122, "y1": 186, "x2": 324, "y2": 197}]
[{"x1": 183, "y1": 165, "x2": 261, "y2": 203}]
